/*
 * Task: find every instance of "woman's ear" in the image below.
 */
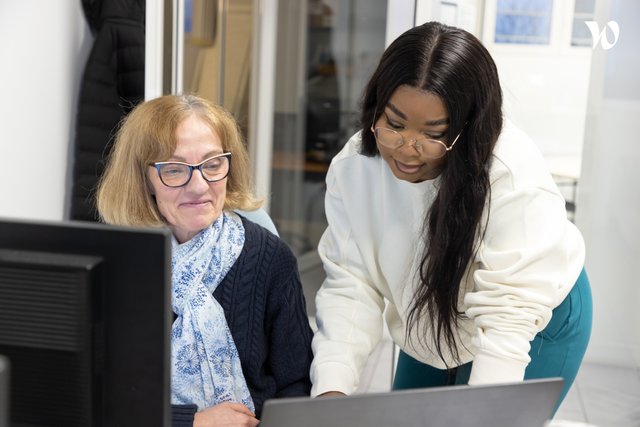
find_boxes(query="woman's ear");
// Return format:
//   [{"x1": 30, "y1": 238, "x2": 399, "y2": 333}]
[{"x1": 144, "y1": 170, "x2": 156, "y2": 195}]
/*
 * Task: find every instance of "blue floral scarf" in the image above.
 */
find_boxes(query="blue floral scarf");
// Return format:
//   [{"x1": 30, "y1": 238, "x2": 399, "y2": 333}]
[{"x1": 170, "y1": 211, "x2": 254, "y2": 412}]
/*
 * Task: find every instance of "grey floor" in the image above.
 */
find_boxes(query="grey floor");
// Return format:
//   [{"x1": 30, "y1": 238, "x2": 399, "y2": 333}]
[{"x1": 301, "y1": 255, "x2": 640, "y2": 427}]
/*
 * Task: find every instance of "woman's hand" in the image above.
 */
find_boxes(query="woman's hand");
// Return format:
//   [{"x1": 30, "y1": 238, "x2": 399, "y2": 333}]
[{"x1": 193, "y1": 402, "x2": 260, "y2": 427}]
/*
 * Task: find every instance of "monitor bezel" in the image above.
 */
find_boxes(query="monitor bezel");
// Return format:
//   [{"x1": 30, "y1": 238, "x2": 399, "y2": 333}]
[{"x1": 0, "y1": 217, "x2": 172, "y2": 426}]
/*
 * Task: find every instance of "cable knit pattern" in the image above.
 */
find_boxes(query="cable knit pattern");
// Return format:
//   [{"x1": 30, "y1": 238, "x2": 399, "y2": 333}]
[{"x1": 171, "y1": 217, "x2": 313, "y2": 426}]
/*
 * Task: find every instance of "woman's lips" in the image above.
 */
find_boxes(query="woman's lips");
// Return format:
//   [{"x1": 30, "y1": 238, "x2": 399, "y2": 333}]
[
  {"x1": 394, "y1": 159, "x2": 422, "y2": 174},
  {"x1": 182, "y1": 200, "x2": 210, "y2": 208}
]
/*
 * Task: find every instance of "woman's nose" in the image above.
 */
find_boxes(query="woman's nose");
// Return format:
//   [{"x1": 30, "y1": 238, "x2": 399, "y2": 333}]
[
  {"x1": 400, "y1": 133, "x2": 421, "y2": 154},
  {"x1": 186, "y1": 168, "x2": 210, "y2": 192}
]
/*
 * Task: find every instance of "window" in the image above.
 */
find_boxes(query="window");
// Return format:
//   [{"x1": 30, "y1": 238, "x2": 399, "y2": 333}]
[
  {"x1": 571, "y1": 0, "x2": 596, "y2": 47},
  {"x1": 494, "y1": 0, "x2": 553, "y2": 45}
]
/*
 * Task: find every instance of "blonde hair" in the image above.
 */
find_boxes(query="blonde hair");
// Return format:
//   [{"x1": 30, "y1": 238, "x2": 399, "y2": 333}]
[{"x1": 96, "y1": 94, "x2": 262, "y2": 227}]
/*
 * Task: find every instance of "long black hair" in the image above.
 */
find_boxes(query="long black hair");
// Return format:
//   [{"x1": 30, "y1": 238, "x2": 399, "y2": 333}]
[{"x1": 359, "y1": 22, "x2": 503, "y2": 364}]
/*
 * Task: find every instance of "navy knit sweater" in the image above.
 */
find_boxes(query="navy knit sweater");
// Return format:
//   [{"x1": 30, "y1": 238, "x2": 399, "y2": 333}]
[{"x1": 172, "y1": 217, "x2": 314, "y2": 426}]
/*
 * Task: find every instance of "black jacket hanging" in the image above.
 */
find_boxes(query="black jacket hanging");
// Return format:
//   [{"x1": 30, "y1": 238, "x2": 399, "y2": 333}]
[{"x1": 70, "y1": 0, "x2": 145, "y2": 221}]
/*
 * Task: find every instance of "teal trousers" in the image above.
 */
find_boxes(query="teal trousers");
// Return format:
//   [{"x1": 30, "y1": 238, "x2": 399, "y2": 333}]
[{"x1": 393, "y1": 268, "x2": 592, "y2": 412}]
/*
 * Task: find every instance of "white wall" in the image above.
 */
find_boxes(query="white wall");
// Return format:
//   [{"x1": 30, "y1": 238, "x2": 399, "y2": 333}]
[
  {"x1": 385, "y1": 0, "x2": 415, "y2": 46},
  {"x1": 0, "y1": 1, "x2": 91, "y2": 221},
  {"x1": 483, "y1": 0, "x2": 592, "y2": 160},
  {"x1": 576, "y1": 0, "x2": 640, "y2": 368},
  {"x1": 490, "y1": 50, "x2": 591, "y2": 158},
  {"x1": 415, "y1": 0, "x2": 481, "y2": 36}
]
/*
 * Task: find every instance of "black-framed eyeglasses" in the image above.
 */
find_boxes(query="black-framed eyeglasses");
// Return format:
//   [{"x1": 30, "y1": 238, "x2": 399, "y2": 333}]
[
  {"x1": 151, "y1": 152, "x2": 232, "y2": 188},
  {"x1": 370, "y1": 124, "x2": 463, "y2": 159}
]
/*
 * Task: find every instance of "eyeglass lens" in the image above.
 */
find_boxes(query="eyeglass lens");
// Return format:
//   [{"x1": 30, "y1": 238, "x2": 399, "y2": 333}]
[
  {"x1": 374, "y1": 128, "x2": 447, "y2": 159},
  {"x1": 157, "y1": 155, "x2": 230, "y2": 187}
]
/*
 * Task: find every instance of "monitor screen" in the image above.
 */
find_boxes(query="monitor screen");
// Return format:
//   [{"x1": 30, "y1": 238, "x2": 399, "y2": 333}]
[{"x1": 0, "y1": 218, "x2": 172, "y2": 426}]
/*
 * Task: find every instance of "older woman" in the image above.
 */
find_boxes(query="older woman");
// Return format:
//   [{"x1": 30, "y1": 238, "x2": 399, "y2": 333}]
[{"x1": 96, "y1": 94, "x2": 313, "y2": 427}]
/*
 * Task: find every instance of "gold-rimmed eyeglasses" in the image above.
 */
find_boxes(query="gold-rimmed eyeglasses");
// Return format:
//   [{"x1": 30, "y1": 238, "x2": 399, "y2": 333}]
[
  {"x1": 151, "y1": 152, "x2": 232, "y2": 188},
  {"x1": 370, "y1": 125, "x2": 463, "y2": 159}
]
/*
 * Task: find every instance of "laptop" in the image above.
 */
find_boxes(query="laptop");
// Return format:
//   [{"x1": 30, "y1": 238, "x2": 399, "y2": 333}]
[{"x1": 260, "y1": 378, "x2": 563, "y2": 427}]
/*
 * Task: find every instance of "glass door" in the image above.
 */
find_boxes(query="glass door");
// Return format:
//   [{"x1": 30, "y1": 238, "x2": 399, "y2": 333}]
[
  {"x1": 146, "y1": 0, "x2": 258, "y2": 141},
  {"x1": 270, "y1": 0, "x2": 389, "y2": 258},
  {"x1": 181, "y1": 0, "x2": 254, "y2": 132},
  {"x1": 147, "y1": 0, "x2": 410, "y2": 312}
]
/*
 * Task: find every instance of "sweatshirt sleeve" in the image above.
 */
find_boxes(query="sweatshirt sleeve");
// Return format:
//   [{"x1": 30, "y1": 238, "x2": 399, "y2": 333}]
[
  {"x1": 310, "y1": 161, "x2": 386, "y2": 396},
  {"x1": 465, "y1": 159, "x2": 585, "y2": 385}
]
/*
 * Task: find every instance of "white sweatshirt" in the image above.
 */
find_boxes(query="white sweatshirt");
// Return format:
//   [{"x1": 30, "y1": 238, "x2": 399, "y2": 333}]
[{"x1": 310, "y1": 120, "x2": 585, "y2": 396}]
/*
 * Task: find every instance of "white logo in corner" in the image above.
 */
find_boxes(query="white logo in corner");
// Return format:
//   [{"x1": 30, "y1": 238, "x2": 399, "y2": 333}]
[{"x1": 585, "y1": 21, "x2": 620, "y2": 50}]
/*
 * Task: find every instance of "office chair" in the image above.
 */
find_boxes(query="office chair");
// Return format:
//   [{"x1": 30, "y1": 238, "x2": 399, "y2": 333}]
[{"x1": 235, "y1": 208, "x2": 279, "y2": 236}]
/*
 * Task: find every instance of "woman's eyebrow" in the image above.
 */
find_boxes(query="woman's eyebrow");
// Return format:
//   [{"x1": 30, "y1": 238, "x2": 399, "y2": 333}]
[
  {"x1": 386, "y1": 102, "x2": 407, "y2": 120},
  {"x1": 167, "y1": 151, "x2": 223, "y2": 162},
  {"x1": 423, "y1": 117, "x2": 449, "y2": 126},
  {"x1": 386, "y1": 102, "x2": 449, "y2": 126}
]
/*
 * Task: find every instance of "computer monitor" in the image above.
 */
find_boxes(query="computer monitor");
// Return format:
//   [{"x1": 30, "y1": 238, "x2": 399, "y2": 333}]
[
  {"x1": 0, "y1": 355, "x2": 8, "y2": 427},
  {"x1": 0, "y1": 218, "x2": 172, "y2": 426}
]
